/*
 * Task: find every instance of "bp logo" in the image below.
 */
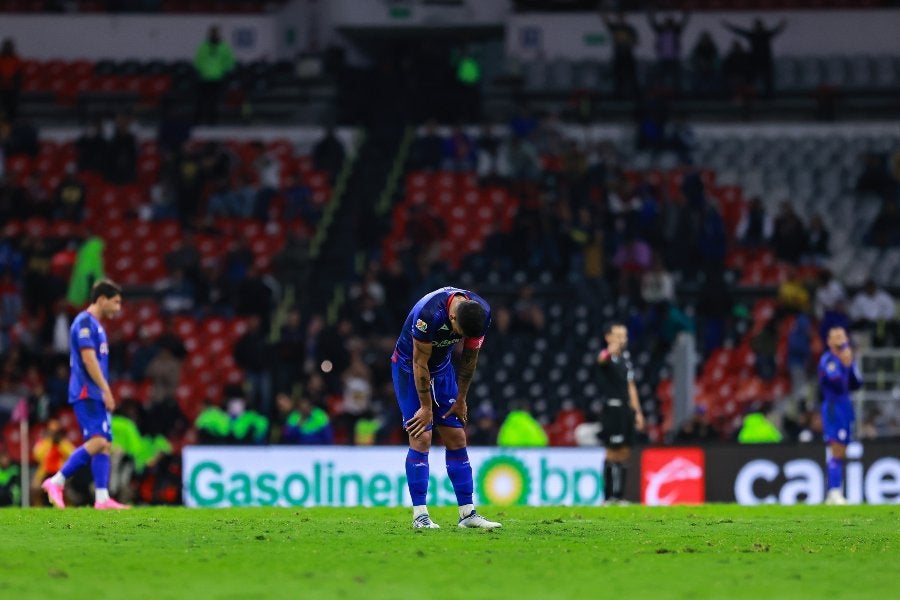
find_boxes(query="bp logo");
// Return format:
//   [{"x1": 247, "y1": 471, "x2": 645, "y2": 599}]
[{"x1": 476, "y1": 455, "x2": 532, "y2": 506}]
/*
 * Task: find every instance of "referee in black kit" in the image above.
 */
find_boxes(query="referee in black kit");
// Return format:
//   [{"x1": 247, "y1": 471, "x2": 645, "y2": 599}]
[{"x1": 595, "y1": 322, "x2": 644, "y2": 505}]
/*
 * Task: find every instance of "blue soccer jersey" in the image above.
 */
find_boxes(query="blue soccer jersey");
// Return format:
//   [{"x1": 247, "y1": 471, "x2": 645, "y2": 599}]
[
  {"x1": 68, "y1": 310, "x2": 110, "y2": 403},
  {"x1": 818, "y1": 350, "x2": 862, "y2": 444},
  {"x1": 392, "y1": 287, "x2": 491, "y2": 375}
]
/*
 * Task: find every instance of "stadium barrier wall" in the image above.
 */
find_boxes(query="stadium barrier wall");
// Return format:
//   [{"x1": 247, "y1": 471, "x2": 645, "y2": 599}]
[{"x1": 182, "y1": 443, "x2": 899, "y2": 508}]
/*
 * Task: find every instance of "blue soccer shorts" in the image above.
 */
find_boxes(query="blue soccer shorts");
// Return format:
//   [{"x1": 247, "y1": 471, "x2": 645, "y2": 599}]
[
  {"x1": 822, "y1": 403, "x2": 853, "y2": 445},
  {"x1": 73, "y1": 398, "x2": 113, "y2": 441},
  {"x1": 392, "y1": 362, "x2": 463, "y2": 431}
]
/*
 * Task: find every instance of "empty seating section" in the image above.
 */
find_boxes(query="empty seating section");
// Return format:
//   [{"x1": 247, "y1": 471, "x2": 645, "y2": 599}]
[
  {"x1": 16, "y1": 58, "x2": 299, "y2": 110},
  {"x1": 0, "y1": 0, "x2": 285, "y2": 13},
  {"x1": 383, "y1": 171, "x2": 518, "y2": 269},
  {"x1": 508, "y1": 54, "x2": 900, "y2": 95}
]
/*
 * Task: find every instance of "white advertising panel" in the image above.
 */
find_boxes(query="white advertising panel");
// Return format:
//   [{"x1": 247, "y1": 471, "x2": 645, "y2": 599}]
[{"x1": 183, "y1": 446, "x2": 606, "y2": 508}]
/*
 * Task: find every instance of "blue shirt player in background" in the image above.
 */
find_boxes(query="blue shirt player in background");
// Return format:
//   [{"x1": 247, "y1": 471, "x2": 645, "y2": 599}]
[
  {"x1": 393, "y1": 286, "x2": 501, "y2": 529},
  {"x1": 818, "y1": 325, "x2": 863, "y2": 505},
  {"x1": 42, "y1": 279, "x2": 129, "y2": 510}
]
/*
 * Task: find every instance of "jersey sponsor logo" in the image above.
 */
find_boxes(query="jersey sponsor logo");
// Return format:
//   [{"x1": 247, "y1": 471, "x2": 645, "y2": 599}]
[
  {"x1": 415, "y1": 319, "x2": 428, "y2": 332},
  {"x1": 433, "y1": 337, "x2": 462, "y2": 348},
  {"x1": 79, "y1": 327, "x2": 91, "y2": 339},
  {"x1": 641, "y1": 448, "x2": 705, "y2": 506}
]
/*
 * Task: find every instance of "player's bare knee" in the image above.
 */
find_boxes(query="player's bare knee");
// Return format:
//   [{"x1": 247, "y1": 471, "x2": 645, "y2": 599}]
[{"x1": 409, "y1": 431, "x2": 432, "y2": 452}]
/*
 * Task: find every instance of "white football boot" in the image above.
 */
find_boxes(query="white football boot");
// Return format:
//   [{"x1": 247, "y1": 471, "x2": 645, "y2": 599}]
[{"x1": 458, "y1": 510, "x2": 502, "y2": 529}]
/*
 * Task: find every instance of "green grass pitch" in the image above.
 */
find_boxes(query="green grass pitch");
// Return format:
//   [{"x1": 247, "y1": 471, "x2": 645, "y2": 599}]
[{"x1": 1, "y1": 504, "x2": 896, "y2": 600}]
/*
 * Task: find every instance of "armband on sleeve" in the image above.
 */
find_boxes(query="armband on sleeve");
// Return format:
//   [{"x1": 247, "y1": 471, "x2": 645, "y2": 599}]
[{"x1": 464, "y1": 336, "x2": 484, "y2": 349}]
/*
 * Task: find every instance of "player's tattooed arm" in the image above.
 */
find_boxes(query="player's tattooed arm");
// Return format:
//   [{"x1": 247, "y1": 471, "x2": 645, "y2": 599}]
[
  {"x1": 456, "y1": 346, "x2": 479, "y2": 401},
  {"x1": 412, "y1": 339, "x2": 434, "y2": 409}
]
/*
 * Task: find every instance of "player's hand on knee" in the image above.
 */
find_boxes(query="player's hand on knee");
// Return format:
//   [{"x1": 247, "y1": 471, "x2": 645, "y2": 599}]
[{"x1": 406, "y1": 407, "x2": 433, "y2": 438}]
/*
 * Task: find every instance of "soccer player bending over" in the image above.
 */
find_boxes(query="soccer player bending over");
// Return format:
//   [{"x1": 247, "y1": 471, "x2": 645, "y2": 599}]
[
  {"x1": 818, "y1": 326, "x2": 862, "y2": 505},
  {"x1": 42, "y1": 280, "x2": 129, "y2": 510},
  {"x1": 596, "y1": 323, "x2": 644, "y2": 505},
  {"x1": 392, "y1": 287, "x2": 501, "y2": 529}
]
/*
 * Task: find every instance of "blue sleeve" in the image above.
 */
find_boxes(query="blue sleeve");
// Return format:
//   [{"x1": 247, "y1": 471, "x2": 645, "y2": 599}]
[
  {"x1": 849, "y1": 362, "x2": 863, "y2": 391},
  {"x1": 410, "y1": 304, "x2": 437, "y2": 343},
  {"x1": 75, "y1": 318, "x2": 96, "y2": 351},
  {"x1": 818, "y1": 358, "x2": 846, "y2": 394}
]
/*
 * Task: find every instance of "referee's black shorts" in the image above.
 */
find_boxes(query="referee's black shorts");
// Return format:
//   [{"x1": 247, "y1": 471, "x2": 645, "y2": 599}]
[{"x1": 598, "y1": 398, "x2": 635, "y2": 449}]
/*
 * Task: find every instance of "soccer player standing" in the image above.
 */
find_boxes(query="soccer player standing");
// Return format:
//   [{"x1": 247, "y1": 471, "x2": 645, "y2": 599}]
[
  {"x1": 595, "y1": 323, "x2": 644, "y2": 505},
  {"x1": 818, "y1": 326, "x2": 862, "y2": 505},
  {"x1": 393, "y1": 286, "x2": 501, "y2": 529},
  {"x1": 42, "y1": 280, "x2": 129, "y2": 510}
]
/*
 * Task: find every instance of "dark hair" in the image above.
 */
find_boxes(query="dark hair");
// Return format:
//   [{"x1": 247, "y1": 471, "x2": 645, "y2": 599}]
[
  {"x1": 90, "y1": 279, "x2": 122, "y2": 303},
  {"x1": 457, "y1": 300, "x2": 487, "y2": 338},
  {"x1": 603, "y1": 322, "x2": 626, "y2": 337}
]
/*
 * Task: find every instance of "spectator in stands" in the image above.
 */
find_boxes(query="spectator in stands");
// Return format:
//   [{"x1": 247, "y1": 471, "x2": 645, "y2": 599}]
[
  {"x1": 54, "y1": 163, "x2": 86, "y2": 222},
  {"x1": 75, "y1": 119, "x2": 108, "y2": 174},
  {"x1": 771, "y1": 201, "x2": 808, "y2": 264},
  {"x1": 640, "y1": 252, "x2": 674, "y2": 306},
  {"x1": 787, "y1": 313, "x2": 814, "y2": 407},
  {"x1": 106, "y1": 112, "x2": 138, "y2": 185},
  {"x1": 695, "y1": 267, "x2": 732, "y2": 355},
  {"x1": 193, "y1": 25, "x2": 235, "y2": 125},
  {"x1": 466, "y1": 402, "x2": 498, "y2": 446},
  {"x1": 751, "y1": 319, "x2": 778, "y2": 381},
  {"x1": 409, "y1": 120, "x2": 444, "y2": 171},
  {"x1": 803, "y1": 214, "x2": 831, "y2": 265},
  {"x1": 274, "y1": 307, "x2": 305, "y2": 393},
  {"x1": 497, "y1": 401, "x2": 548, "y2": 447},
  {"x1": 272, "y1": 229, "x2": 310, "y2": 288},
  {"x1": 0, "y1": 449, "x2": 20, "y2": 506},
  {"x1": 856, "y1": 152, "x2": 893, "y2": 198},
  {"x1": 849, "y1": 279, "x2": 896, "y2": 346},
  {"x1": 673, "y1": 406, "x2": 717, "y2": 444},
  {"x1": 442, "y1": 126, "x2": 477, "y2": 172},
  {"x1": 814, "y1": 269, "x2": 846, "y2": 320},
  {"x1": 736, "y1": 196, "x2": 773, "y2": 248},
  {"x1": 867, "y1": 199, "x2": 900, "y2": 248},
  {"x1": 312, "y1": 126, "x2": 345, "y2": 183},
  {"x1": 195, "y1": 399, "x2": 232, "y2": 444},
  {"x1": 647, "y1": 9, "x2": 689, "y2": 92},
  {"x1": 777, "y1": 267, "x2": 810, "y2": 314},
  {"x1": 157, "y1": 268, "x2": 196, "y2": 315},
  {"x1": 252, "y1": 141, "x2": 280, "y2": 222},
  {"x1": 511, "y1": 285, "x2": 545, "y2": 335},
  {"x1": 0, "y1": 39, "x2": 22, "y2": 122},
  {"x1": 601, "y1": 10, "x2": 639, "y2": 99},
  {"x1": 506, "y1": 135, "x2": 541, "y2": 187},
  {"x1": 164, "y1": 233, "x2": 201, "y2": 283},
  {"x1": 144, "y1": 346, "x2": 182, "y2": 411},
  {"x1": 0, "y1": 271, "x2": 22, "y2": 331},
  {"x1": 233, "y1": 315, "x2": 273, "y2": 416},
  {"x1": 236, "y1": 264, "x2": 276, "y2": 331},
  {"x1": 689, "y1": 31, "x2": 719, "y2": 96},
  {"x1": 737, "y1": 402, "x2": 783, "y2": 443},
  {"x1": 30, "y1": 419, "x2": 74, "y2": 506},
  {"x1": 475, "y1": 124, "x2": 504, "y2": 183},
  {"x1": 282, "y1": 174, "x2": 316, "y2": 225},
  {"x1": 723, "y1": 18, "x2": 786, "y2": 98},
  {"x1": 721, "y1": 40, "x2": 751, "y2": 102}
]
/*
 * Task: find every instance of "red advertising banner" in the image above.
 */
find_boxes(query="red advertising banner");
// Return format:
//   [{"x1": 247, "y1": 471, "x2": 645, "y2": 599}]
[{"x1": 640, "y1": 447, "x2": 705, "y2": 506}]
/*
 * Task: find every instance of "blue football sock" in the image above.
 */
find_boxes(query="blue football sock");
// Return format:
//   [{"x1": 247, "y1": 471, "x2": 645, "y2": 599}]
[
  {"x1": 91, "y1": 453, "x2": 110, "y2": 490},
  {"x1": 827, "y1": 457, "x2": 843, "y2": 491},
  {"x1": 446, "y1": 447, "x2": 474, "y2": 506},
  {"x1": 405, "y1": 449, "x2": 429, "y2": 506},
  {"x1": 60, "y1": 446, "x2": 92, "y2": 478}
]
